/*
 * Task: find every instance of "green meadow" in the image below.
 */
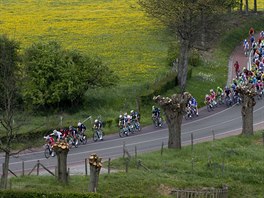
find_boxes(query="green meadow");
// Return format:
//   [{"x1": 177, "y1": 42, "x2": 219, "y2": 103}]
[{"x1": 8, "y1": 131, "x2": 264, "y2": 197}]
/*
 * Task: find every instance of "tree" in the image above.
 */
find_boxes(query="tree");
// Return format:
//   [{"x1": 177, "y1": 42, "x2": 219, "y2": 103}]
[
  {"x1": 153, "y1": 92, "x2": 191, "y2": 149},
  {"x1": 236, "y1": 83, "x2": 256, "y2": 135},
  {"x1": 245, "y1": 0, "x2": 249, "y2": 14},
  {"x1": 139, "y1": 0, "x2": 237, "y2": 92},
  {"x1": 22, "y1": 41, "x2": 117, "y2": 110},
  {"x1": 53, "y1": 141, "x2": 69, "y2": 184},
  {"x1": 253, "y1": 0, "x2": 257, "y2": 12},
  {"x1": 0, "y1": 35, "x2": 21, "y2": 189}
]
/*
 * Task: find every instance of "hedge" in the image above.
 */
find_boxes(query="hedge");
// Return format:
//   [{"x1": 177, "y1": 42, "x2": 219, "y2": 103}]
[{"x1": 0, "y1": 190, "x2": 102, "y2": 198}]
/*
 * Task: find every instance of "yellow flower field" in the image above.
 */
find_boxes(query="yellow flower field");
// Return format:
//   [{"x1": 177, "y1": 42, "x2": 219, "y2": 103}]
[
  {"x1": 0, "y1": 0, "x2": 263, "y2": 84},
  {"x1": 0, "y1": 0, "x2": 169, "y2": 84}
]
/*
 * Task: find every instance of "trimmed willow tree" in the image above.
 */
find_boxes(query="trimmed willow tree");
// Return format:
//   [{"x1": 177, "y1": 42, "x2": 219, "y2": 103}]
[
  {"x1": 53, "y1": 141, "x2": 70, "y2": 184},
  {"x1": 236, "y1": 83, "x2": 257, "y2": 135},
  {"x1": 153, "y1": 92, "x2": 192, "y2": 149}
]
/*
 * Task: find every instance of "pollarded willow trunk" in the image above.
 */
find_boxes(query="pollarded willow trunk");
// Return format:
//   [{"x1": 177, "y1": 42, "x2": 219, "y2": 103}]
[
  {"x1": 165, "y1": 111, "x2": 183, "y2": 149},
  {"x1": 236, "y1": 83, "x2": 256, "y2": 135},
  {"x1": 153, "y1": 92, "x2": 192, "y2": 149},
  {"x1": 53, "y1": 141, "x2": 69, "y2": 184}
]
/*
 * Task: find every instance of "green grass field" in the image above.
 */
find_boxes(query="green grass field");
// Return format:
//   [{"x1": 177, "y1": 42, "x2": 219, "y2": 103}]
[{"x1": 9, "y1": 131, "x2": 264, "y2": 197}]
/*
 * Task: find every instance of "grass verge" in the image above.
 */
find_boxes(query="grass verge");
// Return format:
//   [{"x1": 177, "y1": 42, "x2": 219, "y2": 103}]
[{"x1": 9, "y1": 131, "x2": 264, "y2": 197}]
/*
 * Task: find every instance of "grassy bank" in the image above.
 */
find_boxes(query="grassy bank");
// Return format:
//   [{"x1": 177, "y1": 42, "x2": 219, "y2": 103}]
[{"x1": 9, "y1": 131, "x2": 264, "y2": 197}]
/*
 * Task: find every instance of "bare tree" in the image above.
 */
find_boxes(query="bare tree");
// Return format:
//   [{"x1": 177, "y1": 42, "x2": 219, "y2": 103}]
[
  {"x1": 153, "y1": 92, "x2": 191, "y2": 149},
  {"x1": 139, "y1": 0, "x2": 236, "y2": 92},
  {"x1": 236, "y1": 83, "x2": 256, "y2": 135},
  {"x1": 0, "y1": 35, "x2": 21, "y2": 189}
]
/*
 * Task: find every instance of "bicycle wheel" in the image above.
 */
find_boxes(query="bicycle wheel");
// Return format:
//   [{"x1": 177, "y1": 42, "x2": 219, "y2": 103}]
[
  {"x1": 44, "y1": 146, "x2": 51, "y2": 159},
  {"x1": 135, "y1": 122, "x2": 141, "y2": 132},
  {"x1": 74, "y1": 138, "x2": 79, "y2": 148},
  {"x1": 119, "y1": 128, "x2": 124, "y2": 138},
  {"x1": 82, "y1": 135, "x2": 87, "y2": 144},
  {"x1": 93, "y1": 132, "x2": 99, "y2": 141}
]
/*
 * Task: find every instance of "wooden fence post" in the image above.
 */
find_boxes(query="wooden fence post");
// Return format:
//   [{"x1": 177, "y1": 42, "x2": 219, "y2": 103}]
[
  {"x1": 37, "y1": 160, "x2": 40, "y2": 176},
  {"x1": 135, "y1": 146, "x2": 137, "y2": 161},
  {"x1": 22, "y1": 161, "x2": 24, "y2": 177},
  {"x1": 161, "y1": 141, "x2": 164, "y2": 156},
  {"x1": 108, "y1": 158, "x2": 111, "y2": 174},
  {"x1": 123, "y1": 142, "x2": 125, "y2": 158},
  {"x1": 85, "y1": 158, "x2": 88, "y2": 176},
  {"x1": 191, "y1": 133, "x2": 194, "y2": 151},
  {"x1": 212, "y1": 130, "x2": 215, "y2": 141},
  {"x1": 125, "y1": 158, "x2": 129, "y2": 173}
]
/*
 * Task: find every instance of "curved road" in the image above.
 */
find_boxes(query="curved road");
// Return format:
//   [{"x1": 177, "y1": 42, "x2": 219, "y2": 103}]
[
  {"x1": 1, "y1": 37, "x2": 264, "y2": 176},
  {"x1": 1, "y1": 98, "x2": 264, "y2": 175}
]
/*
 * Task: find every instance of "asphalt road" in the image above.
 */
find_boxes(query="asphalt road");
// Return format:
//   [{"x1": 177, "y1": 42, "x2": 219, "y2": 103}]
[{"x1": 1, "y1": 98, "x2": 264, "y2": 176}]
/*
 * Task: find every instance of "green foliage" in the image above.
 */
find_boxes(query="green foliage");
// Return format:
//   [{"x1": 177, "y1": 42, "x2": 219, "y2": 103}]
[
  {"x1": 22, "y1": 41, "x2": 117, "y2": 110},
  {"x1": 0, "y1": 34, "x2": 21, "y2": 110}
]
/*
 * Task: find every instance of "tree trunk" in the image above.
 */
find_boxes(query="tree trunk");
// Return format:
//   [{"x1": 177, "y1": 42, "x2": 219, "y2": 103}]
[
  {"x1": 177, "y1": 39, "x2": 189, "y2": 93},
  {"x1": 165, "y1": 112, "x2": 183, "y2": 149},
  {"x1": 245, "y1": 0, "x2": 249, "y2": 15},
  {"x1": 239, "y1": 0, "x2": 243, "y2": 12},
  {"x1": 88, "y1": 154, "x2": 102, "y2": 192},
  {"x1": 254, "y1": 0, "x2": 257, "y2": 12},
  {"x1": 88, "y1": 165, "x2": 101, "y2": 192},
  {"x1": 55, "y1": 147, "x2": 69, "y2": 184},
  {"x1": 0, "y1": 151, "x2": 10, "y2": 189},
  {"x1": 241, "y1": 95, "x2": 255, "y2": 135}
]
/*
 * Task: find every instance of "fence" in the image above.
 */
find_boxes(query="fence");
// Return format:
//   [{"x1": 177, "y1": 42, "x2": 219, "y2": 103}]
[{"x1": 171, "y1": 186, "x2": 228, "y2": 198}]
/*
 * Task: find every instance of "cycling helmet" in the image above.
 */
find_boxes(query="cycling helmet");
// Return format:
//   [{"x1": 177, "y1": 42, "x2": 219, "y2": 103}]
[
  {"x1": 95, "y1": 119, "x2": 98, "y2": 123},
  {"x1": 78, "y1": 121, "x2": 81, "y2": 127},
  {"x1": 210, "y1": 89, "x2": 214, "y2": 93},
  {"x1": 124, "y1": 112, "x2": 127, "y2": 116},
  {"x1": 119, "y1": 115, "x2": 122, "y2": 119},
  {"x1": 130, "y1": 110, "x2": 134, "y2": 113}
]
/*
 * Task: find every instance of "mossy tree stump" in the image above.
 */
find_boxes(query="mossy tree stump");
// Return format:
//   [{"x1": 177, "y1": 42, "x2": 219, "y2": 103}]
[
  {"x1": 53, "y1": 141, "x2": 69, "y2": 184},
  {"x1": 88, "y1": 153, "x2": 102, "y2": 192},
  {"x1": 236, "y1": 83, "x2": 257, "y2": 135},
  {"x1": 153, "y1": 92, "x2": 192, "y2": 149}
]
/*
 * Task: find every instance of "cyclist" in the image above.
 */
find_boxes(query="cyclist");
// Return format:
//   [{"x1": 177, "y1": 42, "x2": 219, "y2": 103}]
[
  {"x1": 243, "y1": 40, "x2": 250, "y2": 56},
  {"x1": 93, "y1": 119, "x2": 103, "y2": 140},
  {"x1": 204, "y1": 94, "x2": 211, "y2": 105},
  {"x1": 189, "y1": 96, "x2": 198, "y2": 116},
  {"x1": 152, "y1": 106, "x2": 162, "y2": 127},
  {"x1": 93, "y1": 119, "x2": 102, "y2": 130},
  {"x1": 216, "y1": 86, "x2": 224, "y2": 104},
  {"x1": 44, "y1": 135, "x2": 55, "y2": 146},
  {"x1": 118, "y1": 114, "x2": 124, "y2": 128},
  {"x1": 50, "y1": 129, "x2": 62, "y2": 142},
  {"x1": 69, "y1": 125, "x2": 78, "y2": 139},
  {"x1": 77, "y1": 121, "x2": 86, "y2": 135},
  {"x1": 209, "y1": 89, "x2": 217, "y2": 106},
  {"x1": 234, "y1": 61, "x2": 240, "y2": 77}
]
